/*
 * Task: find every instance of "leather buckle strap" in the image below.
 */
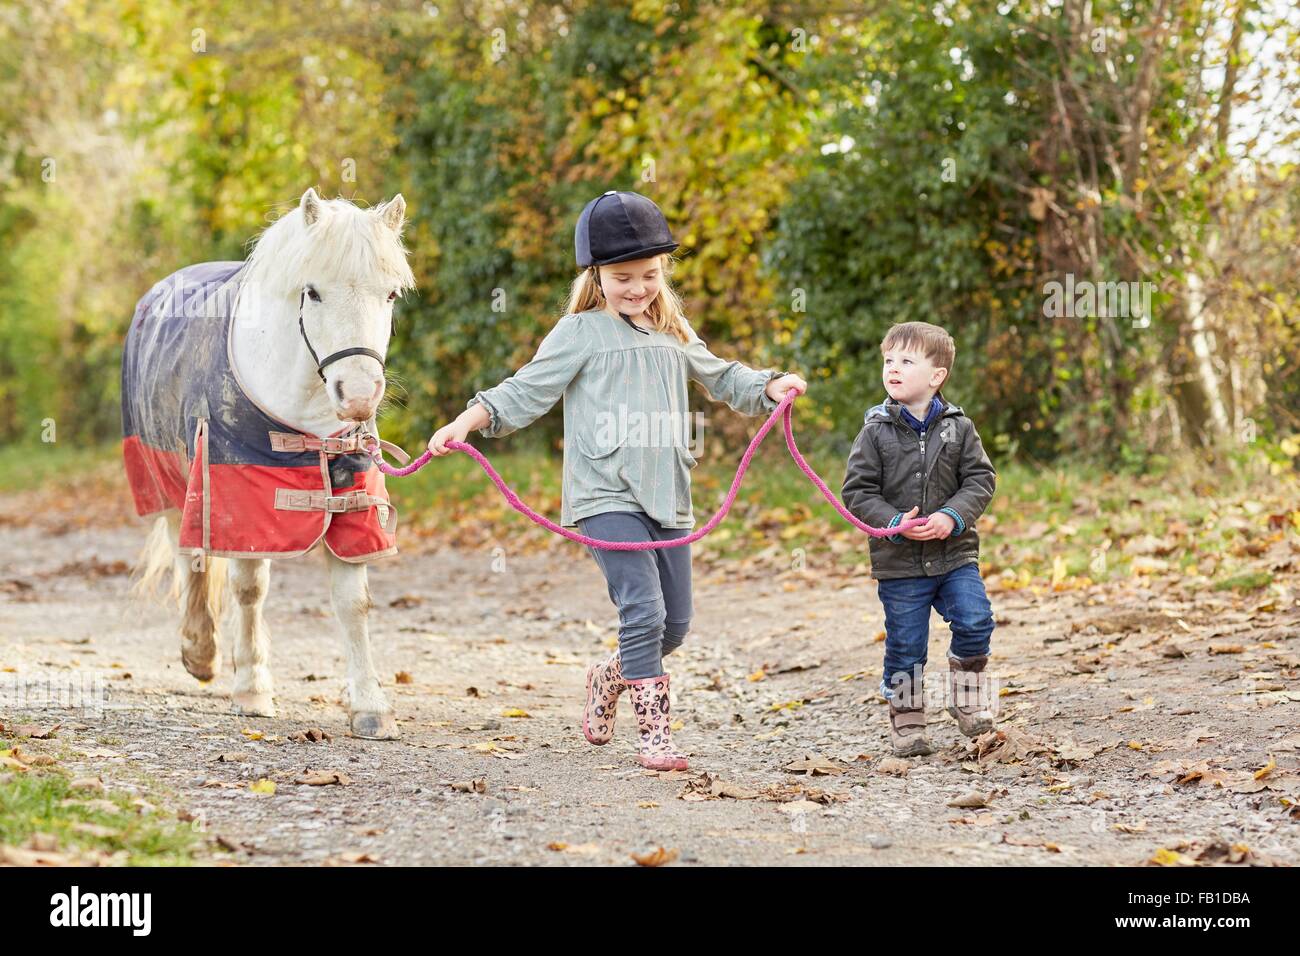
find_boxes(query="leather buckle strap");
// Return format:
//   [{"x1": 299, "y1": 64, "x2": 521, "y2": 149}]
[
  {"x1": 273, "y1": 488, "x2": 387, "y2": 514},
  {"x1": 269, "y1": 431, "x2": 365, "y2": 455},
  {"x1": 269, "y1": 431, "x2": 411, "y2": 464}
]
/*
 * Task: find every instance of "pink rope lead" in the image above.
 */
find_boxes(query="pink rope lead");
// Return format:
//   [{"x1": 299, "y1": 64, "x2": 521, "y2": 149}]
[{"x1": 362, "y1": 389, "x2": 929, "y2": 550}]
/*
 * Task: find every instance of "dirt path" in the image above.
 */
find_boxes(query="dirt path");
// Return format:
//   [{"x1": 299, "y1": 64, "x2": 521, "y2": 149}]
[{"x1": 2, "y1": 508, "x2": 1298, "y2": 866}]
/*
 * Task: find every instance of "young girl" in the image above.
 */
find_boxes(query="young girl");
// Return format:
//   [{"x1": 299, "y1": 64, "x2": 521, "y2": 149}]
[{"x1": 427, "y1": 190, "x2": 807, "y2": 770}]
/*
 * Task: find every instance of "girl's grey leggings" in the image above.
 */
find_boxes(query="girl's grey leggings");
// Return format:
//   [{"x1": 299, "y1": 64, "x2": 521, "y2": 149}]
[{"x1": 575, "y1": 510, "x2": 693, "y2": 681}]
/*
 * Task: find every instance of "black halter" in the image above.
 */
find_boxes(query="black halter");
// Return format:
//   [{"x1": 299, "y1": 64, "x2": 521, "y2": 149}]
[{"x1": 297, "y1": 290, "x2": 388, "y2": 382}]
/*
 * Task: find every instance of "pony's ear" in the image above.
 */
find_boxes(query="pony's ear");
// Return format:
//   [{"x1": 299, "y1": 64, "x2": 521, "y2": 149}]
[
  {"x1": 300, "y1": 187, "x2": 322, "y2": 226},
  {"x1": 378, "y1": 194, "x2": 406, "y2": 234}
]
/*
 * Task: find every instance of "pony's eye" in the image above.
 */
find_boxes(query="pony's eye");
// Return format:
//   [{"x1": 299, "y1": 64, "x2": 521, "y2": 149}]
[
  {"x1": 306, "y1": 286, "x2": 321, "y2": 303},
  {"x1": 387, "y1": 290, "x2": 398, "y2": 302}
]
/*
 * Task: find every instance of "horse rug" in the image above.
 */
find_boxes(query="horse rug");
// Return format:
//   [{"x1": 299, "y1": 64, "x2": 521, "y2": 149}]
[{"x1": 121, "y1": 260, "x2": 401, "y2": 562}]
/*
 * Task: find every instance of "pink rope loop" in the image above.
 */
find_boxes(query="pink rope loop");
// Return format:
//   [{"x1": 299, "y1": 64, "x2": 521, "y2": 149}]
[{"x1": 364, "y1": 388, "x2": 931, "y2": 550}]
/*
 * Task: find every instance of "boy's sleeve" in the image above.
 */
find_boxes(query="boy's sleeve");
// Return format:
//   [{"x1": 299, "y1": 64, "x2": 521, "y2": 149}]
[
  {"x1": 937, "y1": 421, "x2": 997, "y2": 535},
  {"x1": 468, "y1": 313, "x2": 593, "y2": 438},
  {"x1": 682, "y1": 322, "x2": 782, "y2": 417},
  {"x1": 842, "y1": 425, "x2": 904, "y2": 537}
]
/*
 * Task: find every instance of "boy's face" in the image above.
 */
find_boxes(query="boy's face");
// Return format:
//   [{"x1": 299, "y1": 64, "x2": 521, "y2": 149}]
[
  {"x1": 599, "y1": 256, "x2": 662, "y2": 319},
  {"x1": 882, "y1": 345, "x2": 948, "y2": 404}
]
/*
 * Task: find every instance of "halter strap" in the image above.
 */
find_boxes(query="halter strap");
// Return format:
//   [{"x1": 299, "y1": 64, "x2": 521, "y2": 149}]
[{"x1": 297, "y1": 291, "x2": 388, "y2": 382}]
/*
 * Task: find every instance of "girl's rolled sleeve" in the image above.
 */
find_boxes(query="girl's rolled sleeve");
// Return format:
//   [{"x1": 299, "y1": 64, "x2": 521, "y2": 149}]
[{"x1": 468, "y1": 313, "x2": 592, "y2": 438}]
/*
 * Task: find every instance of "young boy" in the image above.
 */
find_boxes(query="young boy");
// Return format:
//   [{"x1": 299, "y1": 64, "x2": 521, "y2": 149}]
[{"x1": 841, "y1": 321, "x2": 998, "y2": 757}]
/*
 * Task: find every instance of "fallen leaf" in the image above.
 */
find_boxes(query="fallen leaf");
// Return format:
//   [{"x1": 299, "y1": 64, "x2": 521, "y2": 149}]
[
  {"x1": 249, "y1": 778, "x2": 276, "y2": 795},
  {"x1": 448, "y1": 778, "x2": 487, "y2": 794},
  {"x1": 970, "y1": 728, "x2": 1049, "y2": 765},
  {"x1": 1002, "y1": 834, "x2": 1062, "y2": 852},
  {"x1": 295, "y1": 771, "x2": 351, "y2": 786},
  {"x1": 946, "y1": 790, "x2": 994, "y2": 808},
  {"x1": 0, "y1": 844, "x2": 78, "y2": 866},
  {"x1": 335, "y1": 851, "x2": 380, "y2": 865},
  {"x1": 784, "y1": 755, "x2": 844, "y2": 777},
  {"x1": 631, "y1": 847, "x2": 679, "y2": 867},
  {"x1": 13, "y1": 723, "x2": 61, "y2": 739},
  {"x1": 548, "y1": 842, "x2": 600, "y2": 855},
  {"x1": 679, "y1": 773, "x2": 759, "y2": 801},
  {"x1": 876, "y1": 757, "x2": 911, "y2": 776}
]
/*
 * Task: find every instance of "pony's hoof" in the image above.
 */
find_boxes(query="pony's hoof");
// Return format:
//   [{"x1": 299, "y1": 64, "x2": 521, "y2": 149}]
[
  {"x1": 232, "y1": 693, "x2": 276, "y2": 718},
  {"x1": 182, "y1": 649, "x2": 222, "y2": 683},
  {"x1": 350, "y1": 712, "x2": 400, "y2": 740}
]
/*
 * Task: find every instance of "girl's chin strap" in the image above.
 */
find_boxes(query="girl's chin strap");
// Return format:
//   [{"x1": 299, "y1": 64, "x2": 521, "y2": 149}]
[
  {"x1": 593, "y1": 266, "x2": 650, "y2": 335},
  {"x1": 618, "y1": 311, "x2": 650, "y2": 335}
]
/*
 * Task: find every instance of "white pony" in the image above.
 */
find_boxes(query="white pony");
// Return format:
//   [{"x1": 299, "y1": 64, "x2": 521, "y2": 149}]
[{"x1": 127, "y1": 189, "x2": 416, "y2": 738}]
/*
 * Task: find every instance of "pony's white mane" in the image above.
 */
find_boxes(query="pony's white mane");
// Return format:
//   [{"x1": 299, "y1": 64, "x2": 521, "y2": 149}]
[{"x1": 242, "y1": 196, "x2": 417, "y2": 297}]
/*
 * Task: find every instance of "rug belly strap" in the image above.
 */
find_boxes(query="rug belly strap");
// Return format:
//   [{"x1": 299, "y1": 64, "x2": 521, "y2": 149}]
[
  {"x1": 274, "y1": 487, "x2": 382, "y2": 513},
  {"x1": 268, "y1": 430, "x2": 411, "y2": 463}
]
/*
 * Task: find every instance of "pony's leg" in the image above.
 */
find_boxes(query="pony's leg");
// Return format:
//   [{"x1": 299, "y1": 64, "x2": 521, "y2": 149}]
[
  {"x1": 228, "y1": 557, "x2": 277, "y2": 717},
  {"x1": 326, "y1": 549, "x2": 398, "y2": 739},
  {"x1": 167, "y1": 512, "x2": 224, "y2": 682}
]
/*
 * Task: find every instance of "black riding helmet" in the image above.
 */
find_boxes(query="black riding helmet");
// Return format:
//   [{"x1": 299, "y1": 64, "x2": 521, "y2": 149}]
[
  {"x1": 575, "y1": 191, "x2": 679, "y2": 335},
  {"x1": 574, "y1": 190, "x2": 678, "y2": 267}
]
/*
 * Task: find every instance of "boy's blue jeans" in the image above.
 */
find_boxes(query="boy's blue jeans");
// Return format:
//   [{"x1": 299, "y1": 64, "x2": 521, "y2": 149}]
[{"x1": 876, "y1": 562, "x2": 994, "y2": 703}]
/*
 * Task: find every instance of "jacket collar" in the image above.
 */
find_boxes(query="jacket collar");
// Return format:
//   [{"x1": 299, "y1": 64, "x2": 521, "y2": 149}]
[{"x1": 865, "y1": 389, "x2": 963, "y2": 425}]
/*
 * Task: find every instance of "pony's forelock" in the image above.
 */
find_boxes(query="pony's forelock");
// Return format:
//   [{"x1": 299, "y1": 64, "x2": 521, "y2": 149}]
[{"x1": 243, "y1": 196, "x2": 416, "y2": 297}]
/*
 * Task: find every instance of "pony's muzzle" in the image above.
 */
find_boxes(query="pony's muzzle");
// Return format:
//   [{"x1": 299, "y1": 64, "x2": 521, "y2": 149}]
[{"x1": 333, "y1": 374, "x2": 384, "y2": 421}]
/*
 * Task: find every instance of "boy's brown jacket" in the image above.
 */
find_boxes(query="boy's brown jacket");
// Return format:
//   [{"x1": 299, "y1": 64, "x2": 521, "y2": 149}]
[{"x1": 841, "y1": 391, "x2": 996, "y2": 580}]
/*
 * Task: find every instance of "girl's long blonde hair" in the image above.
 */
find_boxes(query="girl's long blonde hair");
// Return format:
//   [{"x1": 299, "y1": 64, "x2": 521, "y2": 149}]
[{"x1": 564, "y1": 254, "x2": 690, "y2": 343}]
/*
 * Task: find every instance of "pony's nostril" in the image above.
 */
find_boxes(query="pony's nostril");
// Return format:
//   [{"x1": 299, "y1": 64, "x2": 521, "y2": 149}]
[
  {"x1": 333, "y1": 380, "x2": 345, "y2": 402},
  {"x1": 372, "y1": 380, "x2": 384, "y2": 400}
]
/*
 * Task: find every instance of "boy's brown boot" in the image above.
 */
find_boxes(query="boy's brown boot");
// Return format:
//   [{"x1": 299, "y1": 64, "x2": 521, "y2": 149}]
[
  {"x1": 888, "y1": 682, "x2": 932, "y2": 757},
  {"x1": 946, "y1": 653, "x2": 994, "y2": 737}
]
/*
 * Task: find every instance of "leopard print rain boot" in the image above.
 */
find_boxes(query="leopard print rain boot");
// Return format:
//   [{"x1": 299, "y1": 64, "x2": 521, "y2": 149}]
[
  {"x1": 626, "y1": 674, "x2": 688, "y2": 771},
  {"x1": 582, "y1": 652, "x2": 625, "y2": 745}
]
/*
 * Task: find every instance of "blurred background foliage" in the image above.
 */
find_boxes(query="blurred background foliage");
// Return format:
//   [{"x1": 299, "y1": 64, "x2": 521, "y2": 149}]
[{"x1": 1, "y1": 0, "x2": 1297, "y2": 471}]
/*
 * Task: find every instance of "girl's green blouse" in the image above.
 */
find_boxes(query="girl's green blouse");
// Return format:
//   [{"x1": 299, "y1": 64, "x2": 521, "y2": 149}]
[{"x1": 469, "y1": 308, "x2": 781, "y2": 529}]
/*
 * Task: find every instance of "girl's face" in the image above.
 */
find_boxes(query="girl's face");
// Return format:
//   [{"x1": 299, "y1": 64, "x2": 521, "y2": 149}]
[
  {"x1": 598, "y1": 257, "x2": 662, "y2": 319},
  {"x1": 883, "y1": 346, "x2": 946, "y2": 404}
]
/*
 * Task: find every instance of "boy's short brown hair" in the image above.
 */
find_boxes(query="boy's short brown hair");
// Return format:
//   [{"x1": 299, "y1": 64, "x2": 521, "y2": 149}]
[{"x1": 880, "y1": 321, "x2": 956, "y2": 375}]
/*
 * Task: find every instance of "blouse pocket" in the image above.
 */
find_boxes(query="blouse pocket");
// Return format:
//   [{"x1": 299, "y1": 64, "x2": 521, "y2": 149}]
[{"x1": 573, "y1": 429, "x2": 629, "y2": 496}]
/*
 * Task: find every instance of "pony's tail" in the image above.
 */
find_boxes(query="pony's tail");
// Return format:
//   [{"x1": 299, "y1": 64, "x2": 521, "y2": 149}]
[{"x1": 131, "y1": 515, "x2": 228, "y2": 624}]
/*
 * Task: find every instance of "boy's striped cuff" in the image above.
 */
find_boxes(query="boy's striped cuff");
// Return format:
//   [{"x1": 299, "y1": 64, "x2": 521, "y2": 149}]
[
  {"x1": 887, "y1": 511, "x2": 904, "y2": 542},
  {"x1": 938, "y1": 507, "x2": 965, "y2": 535}
]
